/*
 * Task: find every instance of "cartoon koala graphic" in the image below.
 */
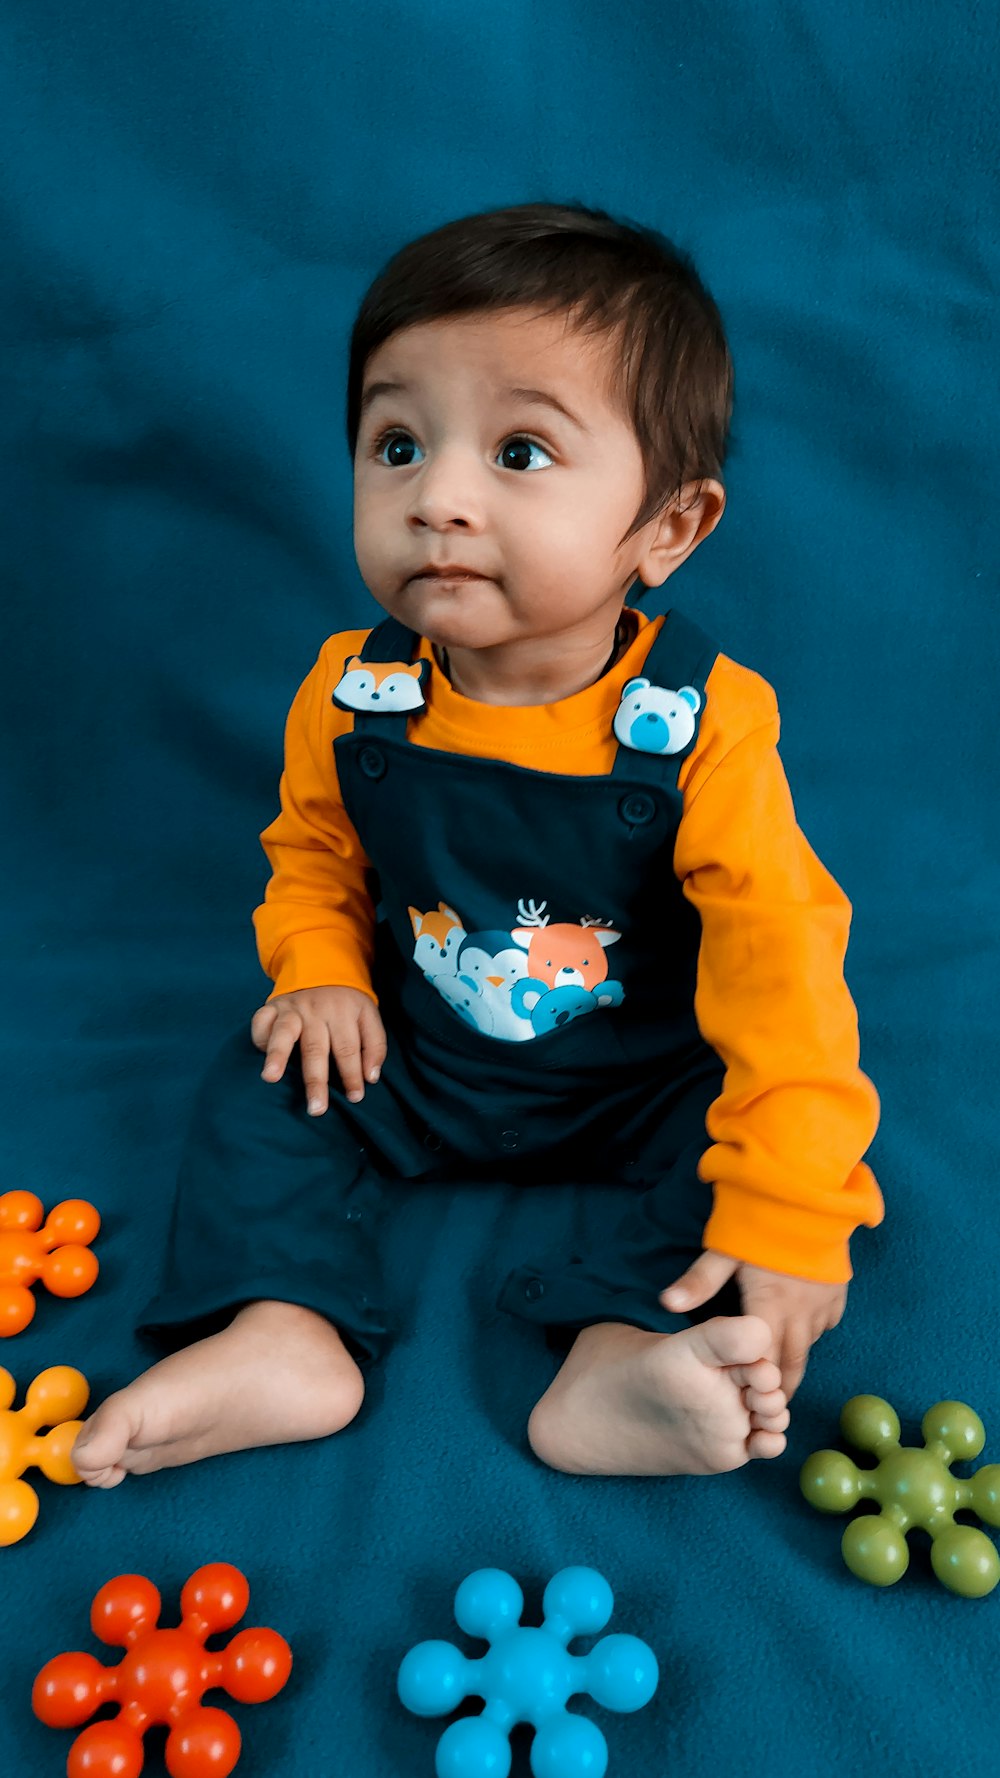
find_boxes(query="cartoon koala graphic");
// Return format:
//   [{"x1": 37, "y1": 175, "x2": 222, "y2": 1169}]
[
  {"x1": 332, "y1": 656, "x2": 428, "y2": 714},
  {"x1": 613, "y1": 677, "x2": 702, "y2": 756}
]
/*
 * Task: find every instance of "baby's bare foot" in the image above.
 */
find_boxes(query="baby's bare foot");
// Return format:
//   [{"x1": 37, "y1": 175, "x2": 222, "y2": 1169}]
[
  {"x1": 527, "y1": 1315, "x2": 790, "y2": 1477},
  {"x1": 72, "y1": 1300, "x2": 364, "y2": 1487}
]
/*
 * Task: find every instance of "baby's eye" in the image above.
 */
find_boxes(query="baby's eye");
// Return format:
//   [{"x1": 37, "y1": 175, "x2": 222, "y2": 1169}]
[
  {"x1": 370, "y1": 430, "x2": 552, "y2": 472},
  {"x1": 372, "y1": 431, "x2": 420, "y2": 468},
  {"x1": 497, "y1": 437, "x2": 552, "y2": 472}
]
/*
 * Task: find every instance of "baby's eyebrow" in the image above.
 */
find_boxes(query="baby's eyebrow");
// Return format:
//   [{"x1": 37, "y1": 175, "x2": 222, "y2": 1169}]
[
  {"x1": 504, "y1": 387, "x2": 593, "y2": 434},
  {"x1": 359, "y1": 380, "x2": 592, "y2": 435}
]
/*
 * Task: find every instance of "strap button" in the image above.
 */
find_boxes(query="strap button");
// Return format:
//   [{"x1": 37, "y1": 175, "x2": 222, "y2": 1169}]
[
  {"x1": 358, "y1": 745, "x2": 386, "y2": 781},
  {"x1": 500, "y1": 1129, "x2": 519, "y2": 1151},
  {"x1": 523, "y1": 1278, "x2": 545, "y2": 1302},
  {"x1": 618, "y1": 791, "x2": 656, "y2": 827}
]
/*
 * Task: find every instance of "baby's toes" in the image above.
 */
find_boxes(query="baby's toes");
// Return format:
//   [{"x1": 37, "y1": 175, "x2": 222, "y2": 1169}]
[
  {"x1": 71, "y1": 1395, "x2": 139, "y2": 1488},
  {"x1": 747, "y1": 1426, "x2": 787, "y2": 1460},
  {"x1": 744, "y1": 1386, "x2": 789, "y2": 1431},
  {"x1": 749, "y1": 1407, "x2": 791, "y2": 1436},
  {"x1": 744, "y1": 1356, "x2": 782, "y2": 1395}
]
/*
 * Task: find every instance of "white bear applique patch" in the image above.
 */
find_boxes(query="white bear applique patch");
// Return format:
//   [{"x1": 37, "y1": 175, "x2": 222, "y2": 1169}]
[{"x1": 613, "y1": 677, "x2": 702, "y2": 756}]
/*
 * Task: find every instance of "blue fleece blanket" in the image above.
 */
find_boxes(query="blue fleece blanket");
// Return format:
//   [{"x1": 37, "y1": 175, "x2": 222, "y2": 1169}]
[{"x1": 2, "y1": 4, "x2": 998, "y2": 1774}]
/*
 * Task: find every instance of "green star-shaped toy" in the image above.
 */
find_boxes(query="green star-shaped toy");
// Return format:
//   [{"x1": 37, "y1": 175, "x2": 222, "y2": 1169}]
[{"x1": 801, "y1": 1396, "x2": 1000, "y2": 1596}]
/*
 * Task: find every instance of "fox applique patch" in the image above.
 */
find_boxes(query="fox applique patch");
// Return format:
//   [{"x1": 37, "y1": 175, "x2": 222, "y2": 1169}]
[
  {"x1": 407, "y1": 896, "x2": 624, "y2": 1043},
  {"x1": 333, "y1": 656, "x2": 428, "y2": 714}
]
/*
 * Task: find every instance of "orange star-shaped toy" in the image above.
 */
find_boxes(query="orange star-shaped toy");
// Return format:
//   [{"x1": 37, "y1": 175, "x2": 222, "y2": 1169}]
[
  {"x1": 0, "y1": 1190, "x2": 100, "y2": 1335},
  {"x1": 0, "y1": 1364, "x2": 89, "y2": 1544}
]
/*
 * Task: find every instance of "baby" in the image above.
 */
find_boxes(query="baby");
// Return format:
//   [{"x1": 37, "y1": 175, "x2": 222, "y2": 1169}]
[{"x1": 73, "y1": 200, "x2": 882, "y2": 1487}]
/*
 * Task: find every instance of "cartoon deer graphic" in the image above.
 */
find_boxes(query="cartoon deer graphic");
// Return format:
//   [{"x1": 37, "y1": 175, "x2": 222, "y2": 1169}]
[{"x1": 510, "y1": 899, "x2": 620, "y2": 991}]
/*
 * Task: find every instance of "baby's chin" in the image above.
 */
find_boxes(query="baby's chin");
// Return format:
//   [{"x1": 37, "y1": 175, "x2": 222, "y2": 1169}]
[{"x1": 388, "y1": 577, "x2": 511, "y2": 647}]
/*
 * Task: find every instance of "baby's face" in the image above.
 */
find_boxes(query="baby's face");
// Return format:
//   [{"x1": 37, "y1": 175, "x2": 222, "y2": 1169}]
[{"x1": 352, "y1": 307, "x2": 656, "y2": 654}]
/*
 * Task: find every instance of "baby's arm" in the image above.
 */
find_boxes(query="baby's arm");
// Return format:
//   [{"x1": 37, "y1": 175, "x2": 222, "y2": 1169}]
[
  {"x1": 252, "y1": 633, "x2": 385, "y2": 1111},
  {"x1": 667, "y1": 657, "x2": 882, "y2": 1396}
]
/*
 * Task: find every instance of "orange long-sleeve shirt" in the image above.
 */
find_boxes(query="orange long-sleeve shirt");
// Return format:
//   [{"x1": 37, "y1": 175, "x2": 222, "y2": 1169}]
[{"x1": 253, "y1": 608, "x2": 883, "y2": 1284}]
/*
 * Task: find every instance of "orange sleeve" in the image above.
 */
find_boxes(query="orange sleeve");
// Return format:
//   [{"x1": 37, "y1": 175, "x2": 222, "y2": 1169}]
[
  {"x1": 252, "y1": 632, "x2": 379, "y2": 1003},
  {"x1": 674, "y1": 657, "x2": 883, "y2": 1283}
]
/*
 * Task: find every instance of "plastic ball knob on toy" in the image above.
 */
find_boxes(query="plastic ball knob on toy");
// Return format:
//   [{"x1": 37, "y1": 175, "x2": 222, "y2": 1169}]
[
  {"x1": 0, "y1": 1190, "x2": 101, "y2": 1336},
  {"x1": 801, "y1": 1394, "x2": 1000, "y2": 1596},
  {"x1": 0, "y1": 1364, "x2": 89, "y2": 1545},
  {"x1": 32, "y1": 1563, "x2": 292, "y2": 1777},
  {"x1": 398, "y1": 1566, "x2": 658, "y2": 1776}
]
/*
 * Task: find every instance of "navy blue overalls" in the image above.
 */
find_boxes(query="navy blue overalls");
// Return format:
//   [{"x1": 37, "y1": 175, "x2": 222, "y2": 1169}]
[{"x1": 140, "y1": 608, "x2": 733, "y2": 1366}]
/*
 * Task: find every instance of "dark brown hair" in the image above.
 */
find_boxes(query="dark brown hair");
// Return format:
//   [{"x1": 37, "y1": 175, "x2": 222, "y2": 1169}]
[{"x1": 345, "y1": 200, "x2": 734, "y2": 545}]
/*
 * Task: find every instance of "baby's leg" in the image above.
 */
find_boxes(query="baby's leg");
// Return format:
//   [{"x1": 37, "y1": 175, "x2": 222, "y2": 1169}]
[
  {"x1": 73, "y1": 1300, "x2": 364, "y2": 1487},
  {"x1": 75, "y1": 1027, "x2": 397, "y2": 1485},
  {"x1": 503, "y1": 1095, "x2": 788, "y2": 1475},
  {"x1": 526, "y1": 1316, "x2": 789, "y2": 1477}
]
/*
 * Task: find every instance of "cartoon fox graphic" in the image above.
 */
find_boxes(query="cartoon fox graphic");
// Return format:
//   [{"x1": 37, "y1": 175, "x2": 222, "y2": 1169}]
[
  {"x1": 332, "y1": 656, "x2": 428, "y2": 714},
  {"x1": 408, "y1": 902, "x2": 466, "y2": 976}
]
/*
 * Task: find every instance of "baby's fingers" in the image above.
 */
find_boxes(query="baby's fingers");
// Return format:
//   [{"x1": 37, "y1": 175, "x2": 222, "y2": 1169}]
[
  {"x1": 777, "y1": 1324, "x2": 813, "y2": 1402},
  {"x1": 300, "y1": 1026, "x2": 336, "y2": 1116},
  {"x1": 250, "y1": 1003, "x2": 278, "y2": 1051},
  {"x1": 329, "y1": 1025, "x2": 367, "y2": 1108},
  {"x1": 260, "y1": 1009, "x2": 303, "y2": 1083},
  {"x1": 358, "y1": 1000, "x2": 388, "y2": 1087}
]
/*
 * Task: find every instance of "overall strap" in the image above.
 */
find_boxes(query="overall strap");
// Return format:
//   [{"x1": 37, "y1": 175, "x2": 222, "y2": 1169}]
[
  {"x1": 348, "y1": 617, "x2": 425, "y2": 734},
  {"x1": 610, "y1": 607, "x2": 719, "y2": 785},
  {"x1": 358, "y1": 616, "x2": 421, "y2": 664}
]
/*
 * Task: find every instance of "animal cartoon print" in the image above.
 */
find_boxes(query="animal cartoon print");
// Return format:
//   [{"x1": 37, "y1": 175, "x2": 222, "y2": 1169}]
[
  {"x1": 452, "y1": 931, "x2": 532, "y2": 1041},
  {"x1": 509, "y1": 908, "x2": 620, "y2": 991},
  {"x1": 333, "y1": 656, "x2": 428, "y2": 714},
  {"x1": 407, "y1": 896, "x2": 625, "y2": 1043},
  {"x1": 408, "y1": 903, "x2": 466, "y2": 977},
  {"x1": 613, "y1": 677, "x2": 702, "y2": 756},
  {"x1": 509, "y1": 902, "x2": 624, "y2": 1036}
]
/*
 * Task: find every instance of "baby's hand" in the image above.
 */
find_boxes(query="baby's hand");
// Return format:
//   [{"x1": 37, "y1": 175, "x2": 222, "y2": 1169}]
[
  {"x1": 660, "y1": 1251, "x2": 847, "y2": 1401},
  {"x1": 250, "y1": 986, "x2": 387, "y2": 1116}
]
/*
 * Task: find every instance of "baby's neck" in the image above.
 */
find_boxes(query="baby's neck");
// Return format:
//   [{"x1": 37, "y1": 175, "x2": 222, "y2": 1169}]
[{"x1": 437, "y1": 612, "x2": 634, "y2": 707}]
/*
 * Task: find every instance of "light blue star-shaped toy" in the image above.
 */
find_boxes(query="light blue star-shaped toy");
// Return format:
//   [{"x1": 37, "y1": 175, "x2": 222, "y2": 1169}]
[{"x1": 397, "y1": 1565, "x2": 658, "y2": 1776}]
